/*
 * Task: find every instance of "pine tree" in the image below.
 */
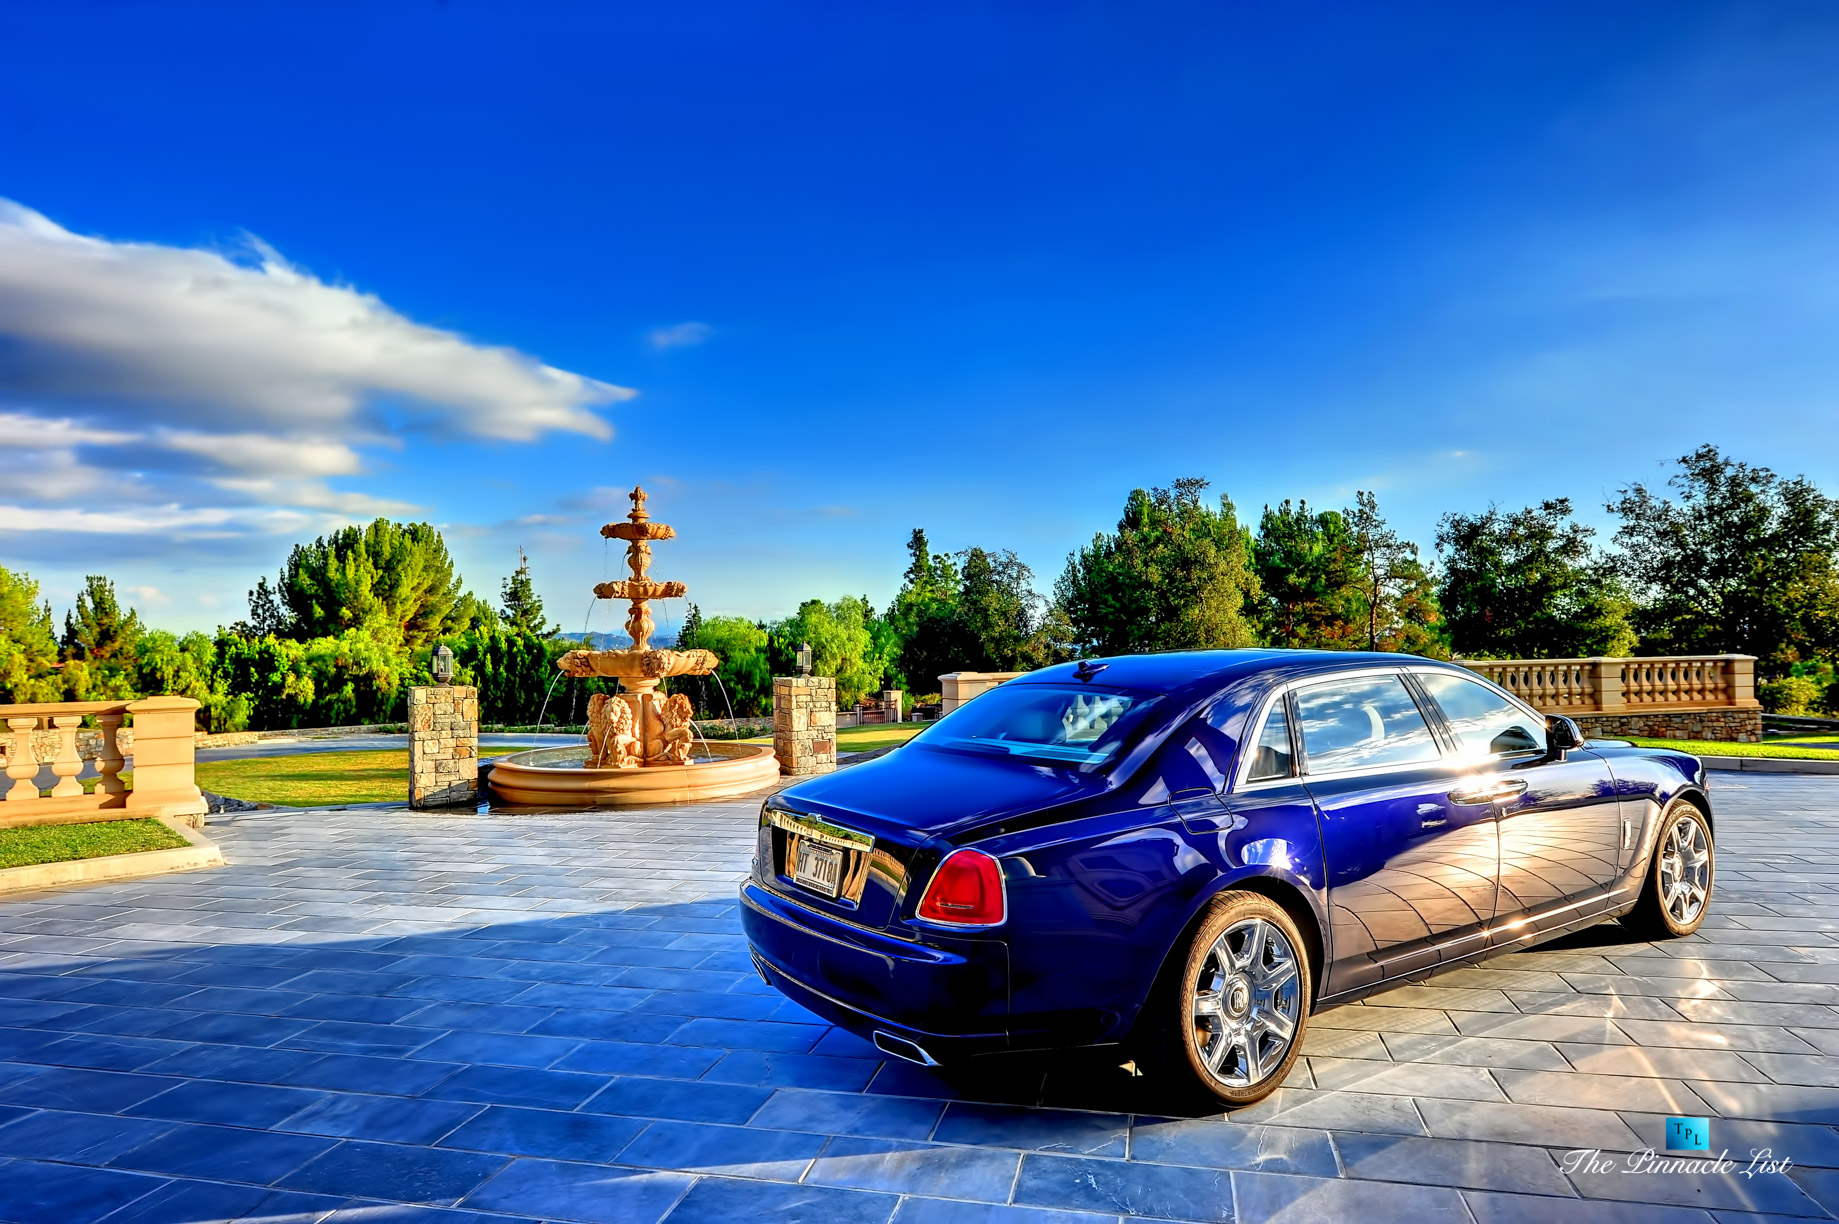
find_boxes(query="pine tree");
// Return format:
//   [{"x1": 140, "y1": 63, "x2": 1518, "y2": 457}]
[
  {"x1": 61, "y1": 575, "x2": 143, "y2": 667},
  {"x1": 500, "y1": 548, "x2": 554, "y2": 638}
]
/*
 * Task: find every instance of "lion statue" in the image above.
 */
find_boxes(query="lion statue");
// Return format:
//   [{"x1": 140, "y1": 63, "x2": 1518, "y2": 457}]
[
  {"x1": 586, "y1": 693, "x2": 640, "y2": 769},
  {"x1": 659, "y1": 692, "x2": 697, "y2": 765}
]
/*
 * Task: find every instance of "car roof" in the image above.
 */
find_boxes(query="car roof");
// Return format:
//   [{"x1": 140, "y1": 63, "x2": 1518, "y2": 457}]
[{"x1": 1018, "y1": 649, "x2": 1468, "y2": 704}]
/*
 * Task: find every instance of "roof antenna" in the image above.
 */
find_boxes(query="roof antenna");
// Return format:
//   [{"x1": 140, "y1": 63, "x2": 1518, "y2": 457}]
[{"x1": 1074, "y1": 659, "x2": 1108, "y2": 680}]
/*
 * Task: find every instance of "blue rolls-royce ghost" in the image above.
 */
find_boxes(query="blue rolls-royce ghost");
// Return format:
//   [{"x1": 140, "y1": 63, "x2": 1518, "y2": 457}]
[{"x1": 740, "y1": 651, "x2": 1714, "y2": 1105}]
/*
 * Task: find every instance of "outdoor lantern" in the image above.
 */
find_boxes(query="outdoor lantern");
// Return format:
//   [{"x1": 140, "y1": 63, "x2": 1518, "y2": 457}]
[
  {"x1": 797, "y1": 641, "x2": 813, "y2": 676},
  {"x1": 433, "y1": 642, "x2": 455, "y2": 685}
]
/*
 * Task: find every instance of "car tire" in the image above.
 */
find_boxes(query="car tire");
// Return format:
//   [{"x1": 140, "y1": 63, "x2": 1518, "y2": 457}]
[
  {"x1": 1622, "y1": 798, "x2": 1715, "y2": 940},
  {"x1": 1141, "y1": 891, "x2": 1312, "y2": 1108}
]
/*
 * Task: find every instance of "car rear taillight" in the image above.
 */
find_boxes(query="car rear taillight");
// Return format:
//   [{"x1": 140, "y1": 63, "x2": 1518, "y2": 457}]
[{"x1": 916, "y1": 849, "x2": 1006, "y2": 927}]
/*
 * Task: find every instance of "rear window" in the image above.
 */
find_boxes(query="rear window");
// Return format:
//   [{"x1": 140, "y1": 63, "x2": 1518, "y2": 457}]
[{"x1": 914, "y1": 684, "x2": 1162, "y2": 768}]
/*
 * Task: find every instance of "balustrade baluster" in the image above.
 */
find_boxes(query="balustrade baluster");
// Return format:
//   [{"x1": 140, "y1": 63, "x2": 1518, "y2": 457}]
[
  {"x1": 47, "y1": 715, "x2": 84, "y2": 797},
  {"x1": 96, "y1": 711, "x2": 126, "y2": 799},
  {"x1": 5, "y1": 717, "x2": 40, "y2": 801}
]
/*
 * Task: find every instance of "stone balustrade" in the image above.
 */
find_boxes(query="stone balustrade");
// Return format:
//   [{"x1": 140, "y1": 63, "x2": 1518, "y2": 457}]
[
  {"x1": 1460, "y1": 654, "x2": 1761, "y2": 741},
  {"x1": 939, "y1": 654, "x2": 1765, "y2": 742},
  {"x1": 0, "y1": 697, "x2": 208, "y2": 828},
  {"x1": 1459, "y1": 654, "x2": 1757, "y2": 713}
]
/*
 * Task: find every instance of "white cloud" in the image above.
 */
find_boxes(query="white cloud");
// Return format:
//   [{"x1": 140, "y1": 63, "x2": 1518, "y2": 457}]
[
  {"x1": 125, "y1": 584, "x2": 169, "y2": 606},
  {"x1": 211, "y1": 476, "x2": 418, "y2": 517},
  {"x1": 647, "y1": 321, "x2": 713, "y2": 350},
  {"x1": 0, "y1": 504, "x2": 250, "y2": 535},
  {"x1": 0, "y1": 410, "x2": 138, "y2": 450},
  {"x1": 0, "y1": 200, "x2": 644, "y2": 549},
  {"x1": 161, "y1": 431, "x2": 365, "y2": 477},
  {"x1": 0, "y1": 201, "x2": 634, "y2": 441}
]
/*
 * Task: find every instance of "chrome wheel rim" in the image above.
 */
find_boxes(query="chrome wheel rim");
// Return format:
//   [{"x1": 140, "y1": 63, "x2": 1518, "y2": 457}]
[
  {"x1": 1658, "y1": 813, "x2": 1711, "y2": 926},
  {"x1": 1191, "y1": 916, "x2": 1301, "y2": 1088}
]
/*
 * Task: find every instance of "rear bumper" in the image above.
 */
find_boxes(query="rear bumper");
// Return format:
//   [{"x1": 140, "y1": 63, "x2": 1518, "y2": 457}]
[{"x1": 739, "y1": 881, "x2": 1010, "y2": 1061}]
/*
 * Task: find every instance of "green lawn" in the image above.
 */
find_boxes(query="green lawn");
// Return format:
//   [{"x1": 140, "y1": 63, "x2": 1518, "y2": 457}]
[
  {"x1": 741, "y1": 723, "x2": 926, "y2": 752},
  {"x1": 0, "y1": 818, "x2": 188, "y2": 869},
  {"x1": 1623, "y1": 736, "x2": 1839, "y2": 759},
  {"x1": 197, "y1": 745, "x2": 552, "y2": 807}
]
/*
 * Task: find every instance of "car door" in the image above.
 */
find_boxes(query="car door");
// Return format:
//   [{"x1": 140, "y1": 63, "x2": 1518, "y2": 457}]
[
  {"x1": 1413, "y1": 671, "x2": 1624, "y2": 940},
  {"x1": 1295, "y1": 672, "x2": 1500, "y2": 997},
  {"x1": 1160, "y1": 693, "x2": 1325, "y2": 889}
]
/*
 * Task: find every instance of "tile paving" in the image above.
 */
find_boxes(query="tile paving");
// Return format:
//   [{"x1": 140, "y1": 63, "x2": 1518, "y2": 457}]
[{"x1": 0, "y1": 775, "x2": 1833, "y2": 1222}]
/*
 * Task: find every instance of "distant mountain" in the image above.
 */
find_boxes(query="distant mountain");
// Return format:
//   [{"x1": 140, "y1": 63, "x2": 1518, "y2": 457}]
[{"x1": 556, "y1": 631, "x2": 632, "y2": 649}]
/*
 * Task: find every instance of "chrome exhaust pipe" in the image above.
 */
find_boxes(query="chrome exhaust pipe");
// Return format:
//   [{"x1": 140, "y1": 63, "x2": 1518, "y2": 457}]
[{"x1": 873, "y1": 1030, "x2": 940, "y2": 1067}]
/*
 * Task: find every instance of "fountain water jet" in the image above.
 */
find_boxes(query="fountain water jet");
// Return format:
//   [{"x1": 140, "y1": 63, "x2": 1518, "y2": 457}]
[{"x1": 487, "y1": 487, "x2": 780, "y2": 807}]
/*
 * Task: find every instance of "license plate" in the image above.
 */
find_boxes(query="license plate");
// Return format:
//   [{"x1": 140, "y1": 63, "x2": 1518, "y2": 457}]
[{"x1": 792, "y1": 839, "x2": 844, "y2": 898}]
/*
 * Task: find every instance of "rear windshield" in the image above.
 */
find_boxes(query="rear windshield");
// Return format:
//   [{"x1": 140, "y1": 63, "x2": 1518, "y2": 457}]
[{"x1": 914, "y1": 684, "x2": 1161, "y2": 769}]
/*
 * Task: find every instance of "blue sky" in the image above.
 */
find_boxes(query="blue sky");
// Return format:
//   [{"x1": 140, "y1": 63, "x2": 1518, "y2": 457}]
[{"x1": 2, "y1": 2, "x2": 1837, "y2": 638}]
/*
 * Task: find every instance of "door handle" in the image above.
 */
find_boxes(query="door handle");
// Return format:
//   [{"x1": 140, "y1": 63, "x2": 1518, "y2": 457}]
[{"x1": 1448, "y1": 778, "x2": 1528, "y2": 806}]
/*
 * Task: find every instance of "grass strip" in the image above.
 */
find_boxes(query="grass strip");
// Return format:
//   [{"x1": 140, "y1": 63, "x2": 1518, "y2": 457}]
[
  {"x1": 1622, "y1": 737, "x2": 1839, "y2": 759},
  {"x1": 0, "y1": 818, "x2": 188, "y2": 870},
  {"x1": 740, "y1": 723, "x2": 926, "y2": 752},
  {"x1": 194, "y1": 745, "x2": 553, "y2": 806}
]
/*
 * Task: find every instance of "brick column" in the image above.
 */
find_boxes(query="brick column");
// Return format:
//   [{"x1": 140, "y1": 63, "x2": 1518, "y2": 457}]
[
  {"x1": 409, "y1": 685, "x2": 479, "y2": 808},
  {"x1": 773, "y1": 675, "x2": 836, "y2": 776},
  {"x1": 882, "y1": 689, "x2": 904, "y2": 724}
]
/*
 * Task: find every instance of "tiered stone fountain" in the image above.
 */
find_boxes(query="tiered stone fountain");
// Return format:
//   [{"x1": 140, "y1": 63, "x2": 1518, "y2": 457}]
[{"x1": 487, "y1": 487, "x2": 779, "y2": 807}]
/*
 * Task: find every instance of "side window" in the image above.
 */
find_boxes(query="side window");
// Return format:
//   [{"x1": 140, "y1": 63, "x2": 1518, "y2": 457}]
[
  {"x1": 1418, "y1": 673, "x2": 1547, "y2": 760},
  {"x1": 1245, "y1": 702, "x2": 1295, "y2": 782},
  {"x1": 1294, "y1": 674, "x2": 1441, "y2": 774}
]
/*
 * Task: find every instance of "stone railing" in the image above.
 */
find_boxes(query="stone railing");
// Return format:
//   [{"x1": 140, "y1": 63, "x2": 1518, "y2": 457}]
[
  {"x1": 1459, "y1": 655, "x2": 1758, "y2": 713},
  {"x1": 0, "y1": 697, "x2": 207, "y2": 829},
  {"x1": 939, "y1": 671, "x2": 1028, "y2": 715},
  {"x1": 1461, "y1": 654, "x2": 1761, "y2": 742}
]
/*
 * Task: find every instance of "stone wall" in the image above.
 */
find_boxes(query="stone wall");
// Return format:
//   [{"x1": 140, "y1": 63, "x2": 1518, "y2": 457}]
[
  {"x1": 409, "y1": 685, "x2": 479, "y2": 808},
  {"x1": 1577, "y1": 709, "x2": 1763, "y2": 743},
  {"x1": 773, "y1": 675, "x2": 836, "y2": 776}
]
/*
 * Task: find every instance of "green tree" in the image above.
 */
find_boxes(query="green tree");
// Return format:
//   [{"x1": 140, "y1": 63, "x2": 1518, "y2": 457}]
[
  {"x1": 278, "y1": 519, "x2": 466, "y2": 651},
  {"x1": 217, "y1": 634, "x2": 317, "y2": 730},
  {"x1": 1344, "y1": 491, "x2": 1444, "y2": 655},
  {"x1": 134, "y1": 630, "x2": 250, "y2": 732},
  {"x1": 61, "y1": 575, "x2": 143, "y2": 670},
  {"x1": 1053, "y1": 477, "x2": 1260, "y2": 656},
  {"x1": 1609, "y1": 445, "x2": 1839, "y2": 671},
  {"x1": 886, "y1": 529, "x2": 961, "y2": 695},
  {"x1": 1436, "y1": 499, "x2": 1635, "y2": 659},
  {"x1": 1252, "y1": 500, "x2": 1363, "y2": 649},
  {"x1": 500, "y1": 547, "x2": 554, "y2": 637},
  {"x1": 452, "y1": 625, "x2": 567, "y2": 725},
  {"x1": 233, "y1": 575, "x2": 293, "y2": 639},
  {"x1": 772, "y1": 595, "x2": 896, "y2": 707},
  {"x1": 691, "y1": 614, "x2": 774, "y2": 717},
  {"x1": 0, "y1": 564, "x2": 60, "y2": 704},
  {"x1": 956, "y1": 547, "x2": 1058, "y2": 671}
]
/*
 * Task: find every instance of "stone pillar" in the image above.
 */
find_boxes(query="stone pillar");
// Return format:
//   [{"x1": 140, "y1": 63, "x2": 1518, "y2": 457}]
[
  {"x1": 882, "y1": 689, "x2": 903, "y2": 724},
  {"x1": 123, "y1": 696, "x2": 207, "y2": 823},
  {"x1": 774, "y1": 675, "x2": 836, "y2": 776},
  {"x1": 409, "y1": 685, "x2": 479, "y2": 809},
  {"x1": 1589, "y1": 658, "x2": 1625, "y2": 713}
]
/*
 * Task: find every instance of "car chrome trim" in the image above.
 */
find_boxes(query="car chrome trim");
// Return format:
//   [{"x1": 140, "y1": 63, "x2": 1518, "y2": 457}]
[
  {"x1": 766, "y1": 808, "x2": 875, "y2": 851},
  {"x1": 873, "y1": 1030, "x2": 941, "y2": 1066}
]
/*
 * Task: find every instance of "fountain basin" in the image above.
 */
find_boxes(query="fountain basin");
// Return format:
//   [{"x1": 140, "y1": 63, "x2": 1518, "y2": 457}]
[{"x1": 488, "y1": 741, "x2": 779, "y2": 808}]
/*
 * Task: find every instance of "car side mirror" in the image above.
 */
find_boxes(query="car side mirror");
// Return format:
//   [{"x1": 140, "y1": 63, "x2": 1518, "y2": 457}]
[{"x1": 1546, "y1": 716, "x2": 1583, "y2": 754}]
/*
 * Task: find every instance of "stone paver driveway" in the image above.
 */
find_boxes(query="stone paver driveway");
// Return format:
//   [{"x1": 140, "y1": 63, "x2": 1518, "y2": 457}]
[{"x1": 0, "y1": 776, "x2": 1835, "y2": 1224}]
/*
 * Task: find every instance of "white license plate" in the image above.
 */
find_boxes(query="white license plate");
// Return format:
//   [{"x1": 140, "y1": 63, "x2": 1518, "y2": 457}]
[{"x1": 792, "y1": 839, "x2": 844, "y2": 898}]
